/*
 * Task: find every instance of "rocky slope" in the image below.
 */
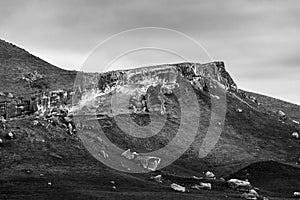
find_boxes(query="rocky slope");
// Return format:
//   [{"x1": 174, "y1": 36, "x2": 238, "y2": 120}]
[
  {"x1": 0, "y1": 39, "x2": 77, "y2": 95},
  {"x1": 1, "y1": 40, "x2": 300, "y2": 199}
]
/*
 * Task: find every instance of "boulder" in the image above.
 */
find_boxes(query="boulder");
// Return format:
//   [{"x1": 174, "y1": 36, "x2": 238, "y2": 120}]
[
  {"x1": 237, "y1": 108, "x2": 243, "y2": 113},
  {"x1": 292, "y1": 120, "x2": 300, "y2": 125},
  {"x1": 292, "y1": 132, "x2": 299, "y2": 139},
  {"x1": 170, "y1": 183, "x2": 186, "y2": 192},
  {"x1": 5, "y1": 132, "x2": 16, "y2": 140},
  {"x1": 227, "y1": 179, "x2": 251, "y2": 190},
  {"x1": 249, "y1": 189, "x2": 259, "y2": 197},
  {"x1": 121, "y1": 149, "x2": 138, "y2": 160},
  {"x1": 278, "y1": 110, "x2": 287, "y2": 121},
  {"x1": 32, "y1": 120, "x2": 39, "y2": 126},
  {"x1": 150, "y1": 174, "x2": 163, "y2": 183},
  {"x1": 294, "y1": 192, "x2": 300, "y2": 197},
  {"x1": 241, "y1": 192, "x2": 257, "y2": 200},
  {"x1": 135, "y1": 155, "x2": 161, "y2": 171},
  {"x1": 205, "y1": 171, "x2": 216, "y2": 179},
  {"x1": 192, "y1": 182, "x2": 212, "y2": 190}
]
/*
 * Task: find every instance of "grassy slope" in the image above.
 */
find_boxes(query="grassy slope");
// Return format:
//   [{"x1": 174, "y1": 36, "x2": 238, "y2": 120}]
[
  {"x1": 243, "y1": 90, "x2": 300, "y2": 121},
  {"x1": 0, "y1": 39, "x2": 77, "y2": 95},
  {"x1": 1, "y1": 87, "x2": 299, "y2": 199},
  {"x1": 0, "y1": 39, "x2": 300, "y2": 199}
]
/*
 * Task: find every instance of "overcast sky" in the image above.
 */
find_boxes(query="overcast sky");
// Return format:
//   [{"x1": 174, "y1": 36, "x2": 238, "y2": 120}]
[{"x1": 0, "y1": 0, "x2": 300, "y2": 104}]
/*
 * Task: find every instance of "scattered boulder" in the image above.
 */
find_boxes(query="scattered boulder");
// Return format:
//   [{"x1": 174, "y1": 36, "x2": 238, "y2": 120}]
[
  {"x1": 121, "y1": 149, "x2": 161, "y2": 171},
  {"x1": 7, "y1": 93, "x2": 14, "y2": 98},
  {"x1": 100, "y1": 150, "x2": 109, "y2": 159},
  {"x1": 205, "y1": 171, "x2": 216, "y2": 179},
  {"x1": 32, "y1": 120, "x2": 39, "y2": 126},
  {"x1": 292, "y1": 132, "x2": 299, "y2": 139},
  {"x1": 0, "y1": 138, "x2": 3, "y2": 146},
  {"x1": 192, "y1": 175, "x2": 201, "y2": 180},
  {"x1": 249, "y1": 189, "x2": 259, "y2": 197},
  {"x1": 49, "y1": 152, "x2": 63, "y2": 159},
  {"x1": 0, "y1": 116, "x2": 6, "y2": 123},
  {"x1": 135, "y1": 155, "x2": 161, "y2": 171},
  {"x1": 241, "y1": 192, "x2": 257, "y2": 200},
  {"x1": 249, "y1": 96, "x2": 258, "y2": 104},
  {"x1": 294, "y1": 192, "x2": 300, "y2": 197},
  {"x1": 150, "y1": 174, "x2": 163, "y2": 183},
  {"x1": 278, "y1": 110, "x2": 287, "y2": 121},
  {"x1": 5, "y1": 132, "x2": 16, "y2": 140},
  {"x1": 121, "y1": 149, "x2": 138, "y2": 160},
  {"x1": 210, "y1": 94, "x2": 220, "y2": 100},
  {"x1": 237, "y1": 108, "x2": 243, "y2": 113},
  {"x1": 292, "y1": 120, "x2": 300, "y2": 125},
  {"x1": 170, "y1": 183, "x2": 186, "y2": 192},
  {"x1": 227, "y1": 179, "x2": 251, "y2": 190},
  {"x1": 192, "y1": 182, "x2": 212, "y2": 190}
]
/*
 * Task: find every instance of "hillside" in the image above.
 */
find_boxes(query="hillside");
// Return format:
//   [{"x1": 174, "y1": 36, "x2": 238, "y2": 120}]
[
  {"x1": 0, "y1": 40, "x2": 300, "y2": 199},
  {"x1": 0, "y1": 39, "x2": 77, "y2": 95}
]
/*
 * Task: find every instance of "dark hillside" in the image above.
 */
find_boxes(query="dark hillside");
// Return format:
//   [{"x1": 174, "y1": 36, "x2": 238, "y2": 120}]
[{"x1": 0, "y1": 39, "x2": 77, "y2": 95}]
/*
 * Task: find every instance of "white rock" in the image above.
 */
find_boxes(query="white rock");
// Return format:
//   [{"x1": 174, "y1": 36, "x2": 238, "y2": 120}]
[
  {"x1": 237, "y1": 108, "x2": 243, "y2": 113},
  {"x1": 121, "y1": 149, "x2": 138, "y2": 160},
  {"x1": 292, "y1": 120, "x2": 300, "y2": 125},
  {"x1": 100, "y1": 150, "x2": 109, "y2": 159},
  {"x1": 192, "y1": 182, "x2": 212, "y2": 190},
  {"x1": 151, "y1": 174, "x2": 162, "y2": 183},
  {"x1": 249, "y1": 189, "x2": 259, "y2": 197},
  {"x1": 210, "y1": 94, "x2": 220, "y2": 100},
  {"x1": 170, "y1": 183, "x2": 186, "y2": 192},
  {"x1": 8, "y1": 132, "x2": 14, "y2": 138},
  {"x1": 292, "y1": 132, "x2": 299, "y2": 139},
  {"x1": 241, "y1": 192, "x2": 257, "y2": 200},
  {"x1": 135, "y1": 155, "x2": 161, "y2": 171},
  {"x1": 192, "y1": 175, "x2": 201, "y2": 180},
  {"x1": 294, "y1": 191, "x2": 300, "y2": 197},
  {"x1": 227, "y1": 179, "x2": 251, "y2": 189},
  {"x1": 32, "y1": 120, "x2": 39, "y2": 126},
  {"x1": 205, "y1": 171, "x2": 216, "y2": 179}
]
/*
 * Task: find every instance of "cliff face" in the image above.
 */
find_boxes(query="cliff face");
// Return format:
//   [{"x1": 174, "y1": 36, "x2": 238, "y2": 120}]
[
  {"x1": 73, "y1": 60, "x2": 300, "y2": 176},
  {"x1": 74, "y1": 61, "x2": 236, "y2": 116},
  {"x1": 96, "y1": 61, "x2": 236, "y2": 92}
]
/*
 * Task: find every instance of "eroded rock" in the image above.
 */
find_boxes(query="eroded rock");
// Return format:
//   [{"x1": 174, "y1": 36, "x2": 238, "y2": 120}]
[
  {"x1": 170, "y1": 183, "x2": 186, "y2": 192},
  {"x1": 227, "y1": 179, "x2": 252, "y2": 190}
]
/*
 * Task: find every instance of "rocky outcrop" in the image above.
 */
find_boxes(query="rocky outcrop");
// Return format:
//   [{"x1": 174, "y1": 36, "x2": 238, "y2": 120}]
[{"x1": 74, "y1": 61, "x2": 236, "y2": 116}]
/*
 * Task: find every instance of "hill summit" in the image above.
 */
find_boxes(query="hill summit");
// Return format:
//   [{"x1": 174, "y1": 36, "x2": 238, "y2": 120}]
[{"x1": 0, "y1": 39, "x2": 76, "y2": 95}]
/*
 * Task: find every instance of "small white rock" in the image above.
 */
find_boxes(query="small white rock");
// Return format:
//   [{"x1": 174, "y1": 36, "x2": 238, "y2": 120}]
[
  {"x1": 292, "y1": 132, "x2": 299, "y2": 139},
  {"x1": 170, "y1": 183, "x2": 186, "y2": 192},
  {"x1": 237, "y1": 108, "x2": 243, "y2": 113},
  {"x1": 294, "y1": 191, "x2": 300, "y2": 197},
  {"x1": 204, "y1": 171, "x2": 216, "y2": 179}
]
